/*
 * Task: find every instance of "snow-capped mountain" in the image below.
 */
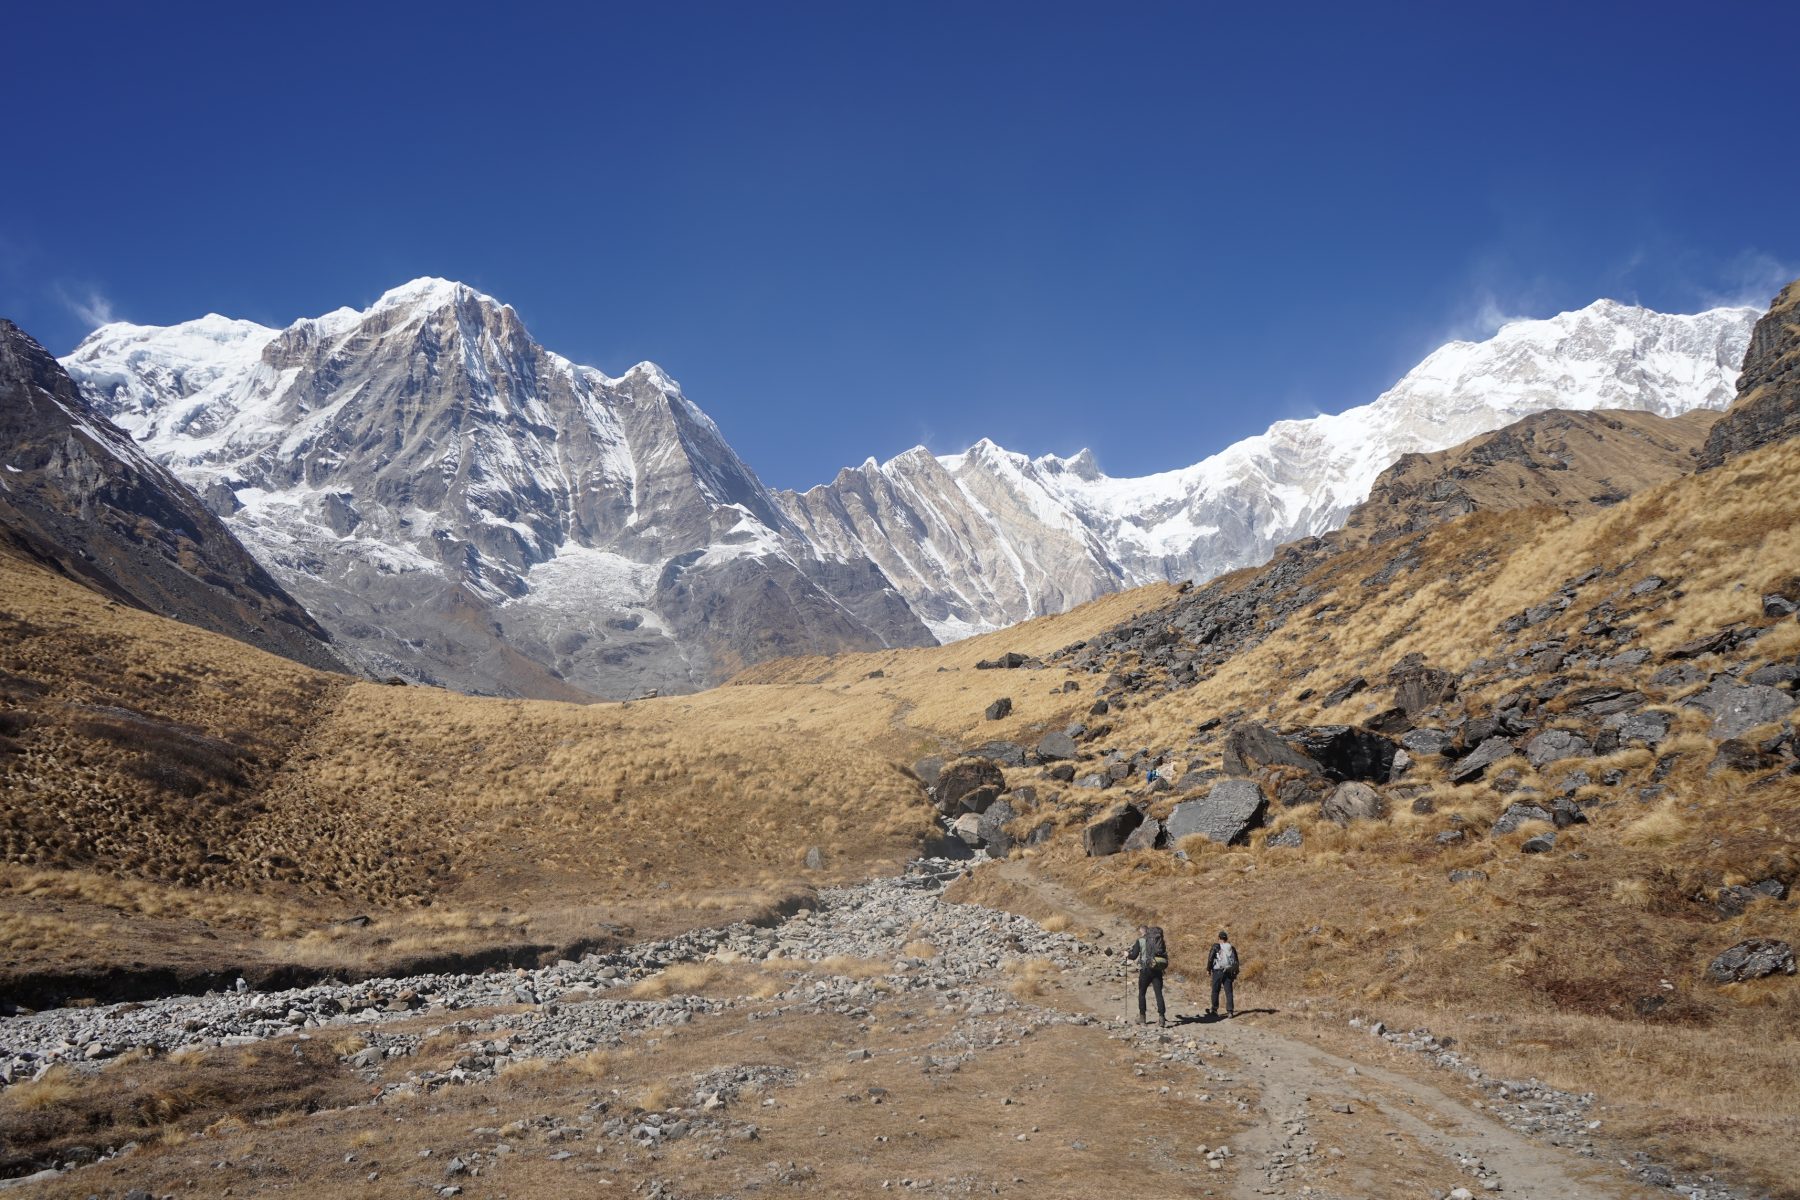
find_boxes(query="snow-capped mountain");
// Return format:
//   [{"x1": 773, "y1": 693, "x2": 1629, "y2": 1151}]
[
  {"x1": 61, "y1": 280, "x2": 932, "y2": 698},
  {"x1": 778, "y1": 299, "x2": 1758, "y2": 639}
]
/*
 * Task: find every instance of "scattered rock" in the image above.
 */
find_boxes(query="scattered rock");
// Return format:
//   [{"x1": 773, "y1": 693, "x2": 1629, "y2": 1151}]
[
  {"x1": 1525, "y1": 729, "x2": 1593, "y2": 768},
  {"x1": 1705, "y1": 939, "x2": 1796, "y2": 984},
  {"x1": 1265, "y1": 827, "x2": 1303, "y2": 849},
  {"x1": 1165, "y1": 780, "x2": 1266, "y2": 846},
  {"x1": 1082, "y1": 803, "x2": 1145, "y2": 857},
  {"x1": 1036, "y1": 731, "x2": 1078, "y2": 761},
  {"x1": 1683, "y1": 678, "x2": 1795, "y2": 739},
  {"x1": 984, "y1": 697, "x2": 1012, "y2": 721},
  {"x1": 1321, "y1": 781, "x2": 1385, "y2": 825},
  {"x1": 934, "y1": 758, "x2": 1006, "y2": 816},
  {"x1": 1448, "y1": 736, "x2": 1514, "y2": 784},
  {"x1": 1521, "y1": 832, "x2": 1557, "y2": 854},
  {"x1": 1121, "y1": 818, "x2": 1164, "y2": 853}
]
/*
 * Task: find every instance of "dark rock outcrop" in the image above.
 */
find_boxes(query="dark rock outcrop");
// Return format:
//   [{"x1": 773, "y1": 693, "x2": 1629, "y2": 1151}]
[
  {"x1": 1699, "y1": 280, "x2": 1800, "y2": 469},
  {"x1": 1083, "y1": 803, "x2": 1145, "y2": 857},
  {"x1": 933, "y1": 758, "x2": 1005, "y2": 816},
  {"x1": 0, "y1": 320, "x2": 343, "y2": 673},
  {"x1": 1705, "y1": 938, "x2": 1796, "y2": 984}
]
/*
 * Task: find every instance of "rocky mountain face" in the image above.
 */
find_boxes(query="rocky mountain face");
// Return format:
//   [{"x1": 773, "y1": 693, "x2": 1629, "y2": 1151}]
[
  {"x1": 779, "y1": 300, "x2": 1757, "y2": 639},
  {"x1": 1700, "y1": 280, "x2": 1800, "y2": 469},
  {"x1": 1339, "y1": 407, "x2": 1720, "y2": 545},
  {"x1": 61, "y1": 281, "x2": 932, "y2": 699},
  {"x1": 0, "y1": 320, "x2": 342, "y2": 672}
]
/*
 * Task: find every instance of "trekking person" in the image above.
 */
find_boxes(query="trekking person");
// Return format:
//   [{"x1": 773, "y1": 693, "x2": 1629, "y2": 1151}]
[
  {"x1": 1207, "y1": 930, "x2": 1239, "y2": 1018},
  {"x1": 1124, "y1": 923, "x2": 1169, "y2": 1026}
]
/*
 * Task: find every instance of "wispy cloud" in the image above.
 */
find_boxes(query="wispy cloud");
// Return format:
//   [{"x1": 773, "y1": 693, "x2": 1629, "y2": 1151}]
[
  {"x1": 1695, "y1": 250, "x2": 1797, "y2": 311},
  {"x1": 54, "y1": 283, "x2": 119, "y2": 328}
]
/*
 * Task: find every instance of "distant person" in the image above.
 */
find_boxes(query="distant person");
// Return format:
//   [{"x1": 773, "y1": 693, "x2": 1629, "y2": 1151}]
[
  {"x1": 1207, "y1": 930, "x2": 1239, "y2": 1018},
  {"x1": 1125, "y1": 923, "x2": 1169, "y2": 1027}
]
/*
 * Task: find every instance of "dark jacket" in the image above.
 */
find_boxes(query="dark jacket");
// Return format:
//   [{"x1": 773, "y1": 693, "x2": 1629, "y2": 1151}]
[{"x1": 1126, "y1": 927, "x2": 1168, "y2": 971}]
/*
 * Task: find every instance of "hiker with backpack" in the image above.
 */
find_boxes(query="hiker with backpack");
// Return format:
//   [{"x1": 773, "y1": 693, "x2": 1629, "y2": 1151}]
[
  {"x1": 1124, "y1": 923, "x2": 1169, "y2": 1026},
  {"x1": 1207, "y1": 930, "x2": 1240, "y2": 1018}
]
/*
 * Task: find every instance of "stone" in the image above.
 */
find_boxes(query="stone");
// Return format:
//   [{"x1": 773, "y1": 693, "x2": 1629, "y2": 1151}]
[
  {"x1": 1322, "y1": 781, "x2": 1385, "y2": 825},
  {"x1": 950, "y1": 814, "x2": 984, "y2": 846},
  {"x1": 1121, "y1": 818, "x2": 1164, "y2": 853},
  {"x1": 1082, "y1": 803, "x2": 1144, "y2": 857},
  {"x1": 1764, "y1": 594, "x2": 1799, "y2": 618},
  {"x1": 1683, "y1": 678, "x2": 1795, "y2": 739},
  {"x1": 1520, "y1": 832, "x2": 1557, "y2": 854},
  {"x1": 1435, "y1": 829, "x2": 1464, "y2": 844},
  {"x1": 1605, "y1": 708, "x2": 1671, "y2": 747},
  {"x1": 984, "y1": 697, "x2": 1012, "y2": 721},
  {"x1": 1047, "y1": 763, "x2": 1075, "y2": 782},
  {"x1": 977, "y1": 799, "x2": 1019, "y2": 857},
  {"x1": 1447, "y1": 869, "x2": 1488, "y2": 884},
  {"x1": 1392, "y1": 664, "x2": 1455, "y2": 715},
  {"x1": 1089, "y1": 698, "x2": 1110, "y2": 715},
  {"x1": 1285, "y1": 725, "x2": 1400, "y2": 782},
  {"x1": 1665, "y1": 629, "x2": 1744, "y2": 660},
  {"x1": 1400, "y1": 727, "x2": 1452, "y2": 756},
  {"x1": 1448, "y1": 736, "x2": 1514, "y2": 784},
  {"x1": 1705, "y1": 938, "x2": 1796, "y2": 984},
  {"x1": 1275, "y1": 775, "x2": 1332, "y2": 807},
  {"x1": 1221, "y1": 723, "x2": 1322, "y2": 777},
  {"x1": 1492, "y1": 803, "x2": 1555, "y2": 835},
  {"x1": 1525, "y1": 729, "x2": 1593, "y2": 768},
  {"x1": 803, "y1": 845, "x2": 826, "y2": 871},
  {"x1": 1036, "y1": 731, "x2": 1079, "y2": 761},
  {"x1": 934, "y1": 758, "x2": 1006, "y2": 816},
  {"x1": 1710, "y1": 739, "x2": 1779, "y2": 774},
  {"x1": 1558, "y1": 685, "x2": 1645, "y2": 716},
  {"x1": 1165, "y1": 780, "x2": 1266, "y2": 846},
  {"x1": 1322, "y1": 675, "x2": 1368, "y2": 707},
  {"x1": 1266, "y1": 827, "x2": 1303, "y2": 848},
  {"x1": 1746, "y1": 662, "x2": 1800, "y2": 687},
  {"x1": 913, "y1": 756, "x2": 944, "y2": 788},
  {"x1": 1630, "y1": 575, "x2": 1665, "y2": 596},
  {"x1": 965, "y1": 740, "x2": 1027, "y2": 767}
]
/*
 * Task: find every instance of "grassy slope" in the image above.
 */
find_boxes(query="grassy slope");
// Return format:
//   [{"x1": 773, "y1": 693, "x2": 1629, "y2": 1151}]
[
  {"x1": 952, "y1": 434, "x2": 1800, "y2": 1189},
  {"x1": 0, "y1": 549, "x2": 1170, "y2": 993}
]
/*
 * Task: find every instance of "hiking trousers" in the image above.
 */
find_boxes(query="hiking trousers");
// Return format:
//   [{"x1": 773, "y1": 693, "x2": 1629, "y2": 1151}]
[
  {"x1": 1210, "y1": 968, "x2": 1236, "y2": 1015},
  {"x1": 1137, "y1": 966, "x2": 1165, "y2": 1021}
]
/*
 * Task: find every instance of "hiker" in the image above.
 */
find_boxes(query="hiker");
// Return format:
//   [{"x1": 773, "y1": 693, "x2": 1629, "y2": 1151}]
[
  {"x1": 1207, "y1": 930, "x2": 1239, "y2": 1018},
  {"x1": 1124, "y1": 923, "x2": 1168, "y2": 1026}
]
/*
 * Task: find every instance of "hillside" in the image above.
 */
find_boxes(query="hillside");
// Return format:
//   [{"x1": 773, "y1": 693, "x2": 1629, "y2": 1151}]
[{"x1": 0, "y1": 321, "x2": 342, "y2": 674}]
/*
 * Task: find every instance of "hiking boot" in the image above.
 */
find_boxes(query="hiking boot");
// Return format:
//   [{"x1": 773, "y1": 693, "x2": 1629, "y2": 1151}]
[{"x1": 1157, "y1": 1017, "x2": 1167, "y2": 1028}]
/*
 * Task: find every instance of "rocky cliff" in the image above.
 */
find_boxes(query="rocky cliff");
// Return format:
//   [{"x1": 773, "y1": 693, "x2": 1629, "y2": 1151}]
[
  {"x1": 1700, "y1": 279, "x2": 1800, "y2": 469},
  {"x1": 0, "y1": 320, "x2": 342, "y2": 672}
]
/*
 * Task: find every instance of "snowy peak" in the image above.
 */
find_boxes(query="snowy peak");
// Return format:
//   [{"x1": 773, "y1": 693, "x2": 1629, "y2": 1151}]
[{"x1": 779, "y1": 298, "x2": 1758, "y2": 640}]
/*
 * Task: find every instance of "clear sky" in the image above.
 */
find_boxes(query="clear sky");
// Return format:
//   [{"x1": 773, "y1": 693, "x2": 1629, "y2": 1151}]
[{"x1": 4, "y1": 1, "x2": 1795, "y2": 490}]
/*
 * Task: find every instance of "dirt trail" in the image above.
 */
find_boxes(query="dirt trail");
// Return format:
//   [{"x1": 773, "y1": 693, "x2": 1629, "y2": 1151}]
[{"x1": 993, "y1": 859, "x2": 1659, "y2": 1200}]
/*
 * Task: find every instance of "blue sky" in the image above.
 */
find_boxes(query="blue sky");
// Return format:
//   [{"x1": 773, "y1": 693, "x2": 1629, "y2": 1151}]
[{"x1": 4, "y1": 1, "x2": 1795, "y2": 490}]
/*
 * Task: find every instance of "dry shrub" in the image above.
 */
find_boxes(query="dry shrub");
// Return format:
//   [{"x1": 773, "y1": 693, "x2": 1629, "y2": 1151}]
[
  {"x1": 901, "y1": 939, "x2": 938, "y2": 959},
  {"x1": 1004, "y1": 956, "x2": 1061, "y2": 998},
  {"x1": 629, "y1": 962, "x2": 720, "y2": 999},
  {"x1": 1040, "y1": 913, "x2": 1074, "y2": 933}
]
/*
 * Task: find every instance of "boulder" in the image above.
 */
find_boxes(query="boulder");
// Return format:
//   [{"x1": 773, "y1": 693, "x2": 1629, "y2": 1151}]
[
  {"x1": 1400, "y1": 727, "x2": 1453, "y2": 756},
  {"x1": 1492, "y1": 802, "x2": 1555, "y2": 835},
  {"x1": 1448, "y1": 868, "x2": 1488, "y2": 883},
  {"x1": 1525, "y1": 729, "x2": 1593, "y2": 768},
  {"x1": 976, "y1": 799, "x2": 1017, "y2": 854},
  {"x1": 975, "y1": 652, "x2": 1032, "y2": 670},
  {"x1": 1286, "y1": 725, "x2": 1399, "y2": 782},
  {"x1": 1266, "y1": 827, "x2": 1303, "y2": 848},
  {"x1": 1121, "y1": 818, "x2": 1164, "y2": 853},
  {"x1": 935, "y1": 758, "x2": 1005, "y2": 816},
  {"x1": 1746, "y1": 663, "x2": 1800, "y2": 688},
  {"x1": 1448, "y1": 736, "x2": 1514, "y2": 784},
  {"x1": 1036, "y1": 731, "x2": 1078, "y2": 761},
  {"x1": 1709, "y1": 739, "x2": 1779, "y2": 774},
  {"x1": 964, "y1": 740, "x2": 1027, "y2": 767},
  {"x1": 984, "y1": 697, "x2": 1012, "y2": 721},
  {"x1": 1521, "y1": 832, "x2": 1557, "y2": 854},
  {"x1": 1665, "y1": 629, "x2": 1744, "y2": 660},
  {"x1": 1764, "y1": 595, "x2": 1799, "y2": 618},
  {"x1": 1322, "y1": 675, "x2": 1368, "y2": 707},
  {"x1": 1221, "y1": 723, "x2": 1322, "y2": 777},
  {"x1": 1276, "y1": 775, "x2": 1333, "y2": 807},
  {"x1": 913, "y1": 756, "x2": 944, "y2": 788},
  {"x1": 1605, "y1": 709, "x2": 1672, "y2": 747},
  {"x1": 1165, "y1": 780, "x2": 1266, "y2": 846},
  {"x1": 1322, "y1": 781, "x2": 1385, "y2": 825},
  {"x1": 1393, "y1": 665, "x2": 1455, "y2": 715},
  {"x1": 950, "y1": 813, "x2": 984, "y2": 847},
  {"x1": 1047, "y1": 763, "x2": 1075, "y2": 782},
  {"x1": 1683, "y1": 678, "x2": 1795, "y2": 739},
  {"x1": 1559, "y1": 685, "x2": 1645, "y2": 716},
  {"x1": 803, "y1": 846, "x2": 825, "y2": 871},
  {"x1": 1083, "y1": 803, "x2": 1144, "y2": 857},
  {"x1": 1705, "y1": 939, "x2": 1796, "y2": 984}
]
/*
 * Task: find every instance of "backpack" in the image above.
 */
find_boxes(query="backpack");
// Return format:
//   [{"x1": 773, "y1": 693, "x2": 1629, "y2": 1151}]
[
  {"x1": 1215, "y1": 941, "x2": 1238, "y2": 972},
  {"x1": 1143, "y1": 926, "x2": 1168, "y2": 968}
]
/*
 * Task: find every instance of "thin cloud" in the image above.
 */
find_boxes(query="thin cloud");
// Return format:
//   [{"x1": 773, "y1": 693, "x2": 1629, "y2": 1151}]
[
  {"x1": 1697, "y1": 250, "x2": 1797, "y2": 311},
  {"x1": 54, "y1": 284, "x2": 119, "y2": 328}
]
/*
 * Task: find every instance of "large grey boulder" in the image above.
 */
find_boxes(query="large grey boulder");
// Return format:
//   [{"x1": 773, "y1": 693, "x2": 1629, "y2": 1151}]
[
  {"x1": 1684, "y1": 678, "x2": 1795, "y2": 739},
  {"x1": 934, "y1": 758, "x2": 1005, "y2": 816},
  {"x1": 1400, "y1": 727, "x2": 1453, "y2": 756},
  {"x1": 1605, "y1": 709, "x2": 1672, "y2": 747},
  {"x1": 1221, "y1": 723, "x2": 1322, "y2": 777},
  {"x1": 977, "y1": 798, "x2": 1018, "y2": 857},
  {"x1": 1448, "y1": 736, "x2": 1515, "y2": 784},
  {"x1": 1121, "y1": 818, "x2": 1164, "y2": 853},
  {"x1": 984, "y1": 697, "x2": 1012, "y2": 721},
  {"x1": 1705, "y1": 939, "x2": 1796, "y2": 984},
  {"x1": 950, "y1": 813, "x2": 984, "y2": 847},
  {"x1": 1165, "y1": 780, "x2": 1266, "y2": 846},
  {"x1": 1036, "y1": 731, "x2": 1078, "y2": 761},
  {"x1": 1492, "y1": 802, "x2": 1555, "y2": 835},
  {"x1": 1083, "y1": 803, "x2": 1144, "y2": 857},
  {"x1": 1322, "y1": 781, "x2": 1385, "y2": 825},
  {"x1": 1525, "y1": 729, "x2": 1593, "y2": 768}
]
